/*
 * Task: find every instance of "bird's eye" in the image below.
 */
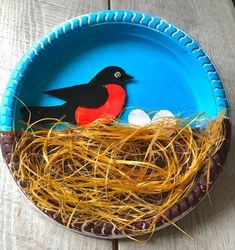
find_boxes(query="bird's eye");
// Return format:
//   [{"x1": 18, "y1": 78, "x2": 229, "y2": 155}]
[{"x1": 114, "y1": 71, "x2": 122, "y2": 78}]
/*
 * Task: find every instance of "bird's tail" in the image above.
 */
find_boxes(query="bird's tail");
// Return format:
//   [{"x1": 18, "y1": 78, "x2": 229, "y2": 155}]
[{"x1": 20, "y1": 105, "x2": 66, "y2": 124}]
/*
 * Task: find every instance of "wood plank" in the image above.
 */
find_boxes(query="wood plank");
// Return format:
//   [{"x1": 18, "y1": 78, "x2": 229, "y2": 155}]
[
  {"x1": 109, "y1": 0, "x2": 235, "y2": 249},
  {"x1": 0, "y1": 1, "x2": 113, "y2": 250}
]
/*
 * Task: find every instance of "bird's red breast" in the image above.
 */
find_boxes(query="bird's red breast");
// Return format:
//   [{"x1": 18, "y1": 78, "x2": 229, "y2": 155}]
[{"x1": 75, "y1": 84, "x2": 126, "y2": 125}]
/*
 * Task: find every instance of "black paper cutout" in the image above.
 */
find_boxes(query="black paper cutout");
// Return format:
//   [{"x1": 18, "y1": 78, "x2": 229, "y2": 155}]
[
  {"x1": 45, "y1": 84, "x2": 109, "y2": 108},
  {"x1": 20, "y1": 66, "x2": 133, "y2": 124}
]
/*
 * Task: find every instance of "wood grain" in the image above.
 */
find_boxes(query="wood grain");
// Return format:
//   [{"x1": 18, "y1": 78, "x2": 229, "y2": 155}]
[
  {"x1": 1, "y1": 0, "x2": 235, "y2": 249},
  {"x1": 109, "y1": 0, "x2": 235, "y2": 249},
  {"x1": 0, "y1": 1, "x2": 113, "y2": 250}
]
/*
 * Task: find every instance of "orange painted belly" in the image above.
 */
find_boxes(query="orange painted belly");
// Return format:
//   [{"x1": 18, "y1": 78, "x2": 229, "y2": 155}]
[{"x1": 75, "y1": 84, "x2": 126, "y2": 125}]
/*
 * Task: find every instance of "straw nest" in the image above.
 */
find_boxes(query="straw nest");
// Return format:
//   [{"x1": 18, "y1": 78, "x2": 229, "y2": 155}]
[{"x1": 10, "y1": 114, "x2": 224, "y2": 238}]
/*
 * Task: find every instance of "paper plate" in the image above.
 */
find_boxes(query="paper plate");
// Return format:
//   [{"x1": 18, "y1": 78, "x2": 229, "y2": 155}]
[{"x1": 0, "y1": 10, "x2": 231, "y2": 238}]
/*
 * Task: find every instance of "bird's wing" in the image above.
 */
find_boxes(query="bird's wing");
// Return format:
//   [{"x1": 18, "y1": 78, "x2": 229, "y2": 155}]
[{"x1": 45, "y1": 84, "x2": 109, "y2": 108}]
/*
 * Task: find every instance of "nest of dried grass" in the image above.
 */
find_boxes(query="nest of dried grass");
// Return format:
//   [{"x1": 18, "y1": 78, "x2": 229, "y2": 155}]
[{"x1": 10, "y1": 115, "x2": 224, "y2": 238}]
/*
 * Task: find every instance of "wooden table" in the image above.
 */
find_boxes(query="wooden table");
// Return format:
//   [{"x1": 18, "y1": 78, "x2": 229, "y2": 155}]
[{"x1": 0, "y1": 1, "x2": 234, "y2": 249}]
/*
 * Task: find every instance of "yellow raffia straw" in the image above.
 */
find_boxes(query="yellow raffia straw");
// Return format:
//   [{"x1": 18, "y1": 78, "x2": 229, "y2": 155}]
[{"x1": 9, "y1": 113, "x2": 224, "y2": 240}]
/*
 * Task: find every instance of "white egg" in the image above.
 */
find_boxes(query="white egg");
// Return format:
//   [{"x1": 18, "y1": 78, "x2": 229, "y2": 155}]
[
  {"x1": 152, "y1": 110, "x2": 175, "y2": 123},
  {"x1": 128, "y1": 109, "x2": 151, "y2": 127}
]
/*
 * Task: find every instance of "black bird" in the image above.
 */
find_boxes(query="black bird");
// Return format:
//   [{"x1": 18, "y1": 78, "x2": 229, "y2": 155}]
[{"x1": 20, "y1": 66, "x2": 133, "y2": 125}]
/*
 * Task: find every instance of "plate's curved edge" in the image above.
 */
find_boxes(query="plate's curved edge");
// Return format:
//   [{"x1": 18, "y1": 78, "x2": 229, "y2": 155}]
[
  {"x1": 0, "y1": 10, "x2": 231, "y2": 239},
  {"x1": 0, "y1": 10, "x2": 230, "y2": 131},
  {"x1": 0, "y1": 117, "x2": 231, "y2": 239}
]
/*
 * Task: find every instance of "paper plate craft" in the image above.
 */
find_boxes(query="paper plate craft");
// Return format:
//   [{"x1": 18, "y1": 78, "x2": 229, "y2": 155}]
[{"x1": 0, "y1": 11, "x2": 231, "y2": 239}]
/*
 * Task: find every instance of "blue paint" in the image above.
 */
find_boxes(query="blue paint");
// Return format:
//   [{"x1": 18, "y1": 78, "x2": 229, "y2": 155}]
[{"x1": 0, "y1": 10, "x2": 229, "y2": 131}]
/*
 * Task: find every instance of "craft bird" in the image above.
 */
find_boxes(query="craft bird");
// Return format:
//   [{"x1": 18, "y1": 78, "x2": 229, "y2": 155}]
[{"x1": 21, "y1": 66, "x2": 133, "y2": 125}]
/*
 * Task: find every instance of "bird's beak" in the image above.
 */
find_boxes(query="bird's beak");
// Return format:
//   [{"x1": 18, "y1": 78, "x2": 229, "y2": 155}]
[{"x1": 125, "y1": 74, "x2": 134, "y2": 80}]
